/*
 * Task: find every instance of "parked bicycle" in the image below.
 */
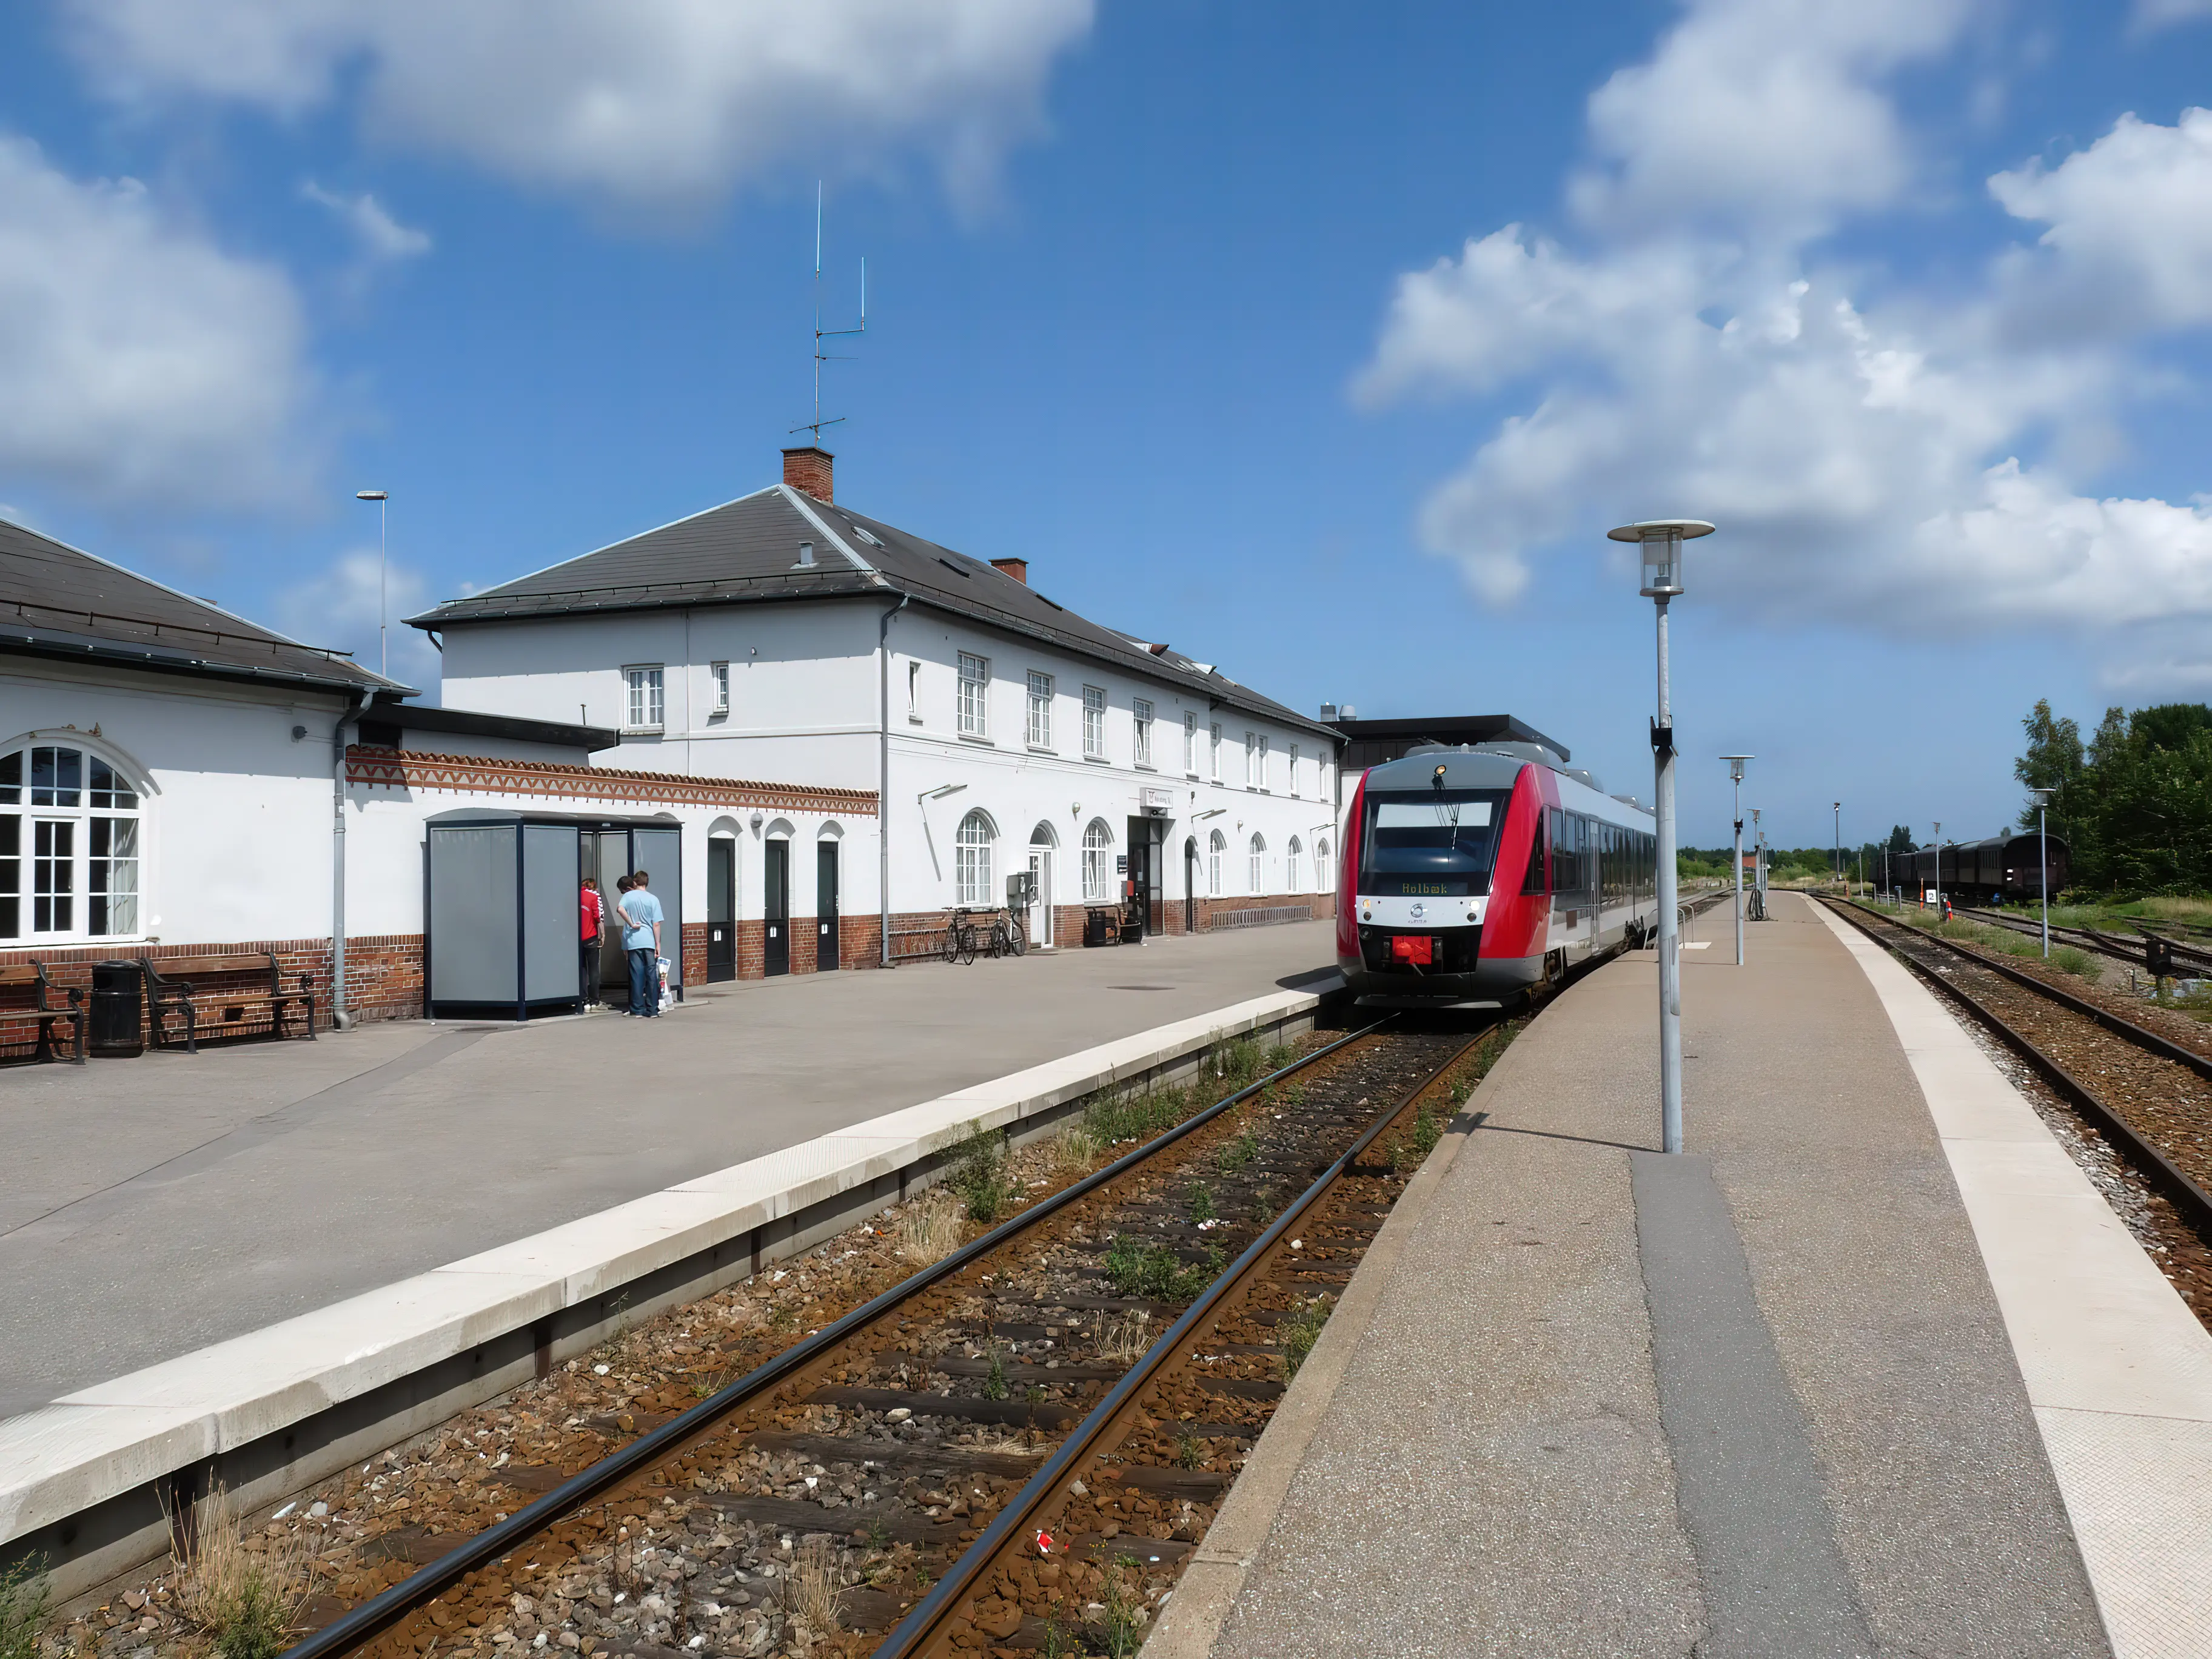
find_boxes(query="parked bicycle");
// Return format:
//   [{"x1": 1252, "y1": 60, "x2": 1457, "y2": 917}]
[{"x1": 939, "y1": 906, "x2": 1026, "y2": 964}]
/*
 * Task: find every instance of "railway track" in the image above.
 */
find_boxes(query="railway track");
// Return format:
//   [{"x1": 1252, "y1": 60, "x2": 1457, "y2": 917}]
[
  {"x1": 286, "y1": 1020, "x2": 1501, "y2": 1659},
  {"x1": 1955, "y1": 904, "x2": 2212, "y2": 979},
  {"x1": 1819, "y1": 897, "x2": 2212, "y2": 1323}
]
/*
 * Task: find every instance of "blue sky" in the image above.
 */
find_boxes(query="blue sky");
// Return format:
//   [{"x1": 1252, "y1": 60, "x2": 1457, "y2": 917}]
[{"x1": 4, "y1": 1, "x2": 2212, "y2": 851}]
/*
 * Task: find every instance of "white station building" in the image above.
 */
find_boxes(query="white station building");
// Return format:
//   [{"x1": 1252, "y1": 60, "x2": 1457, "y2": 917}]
[
  {"x1": 416, "y1": 447, "x2": 1346, "y2": 977},
  {"x1": 2, "y1": 447, "x2": 1342, "y2": 1041}
]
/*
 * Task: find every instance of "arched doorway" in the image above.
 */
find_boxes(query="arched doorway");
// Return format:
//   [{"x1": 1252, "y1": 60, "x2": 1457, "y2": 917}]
[{"x1": 1028, "y1": 822, "x2": 1058, "y2": 948}]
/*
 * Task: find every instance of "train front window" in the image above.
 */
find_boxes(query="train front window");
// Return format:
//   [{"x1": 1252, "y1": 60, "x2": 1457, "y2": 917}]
[{"x1": 1361, "y1": 789, "x2": 1509, "y2": 895}]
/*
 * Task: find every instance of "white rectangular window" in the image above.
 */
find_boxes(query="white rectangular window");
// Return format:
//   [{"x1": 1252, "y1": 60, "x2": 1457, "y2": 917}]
[
  {"x1": 89, "y1": 816, "x2": 138, "y2": 937},
  {"x1": 1244, "y1": 731, "x2": 1259, "y2": 787},
  {"x1": 33, "y1": 819, "x2": 73, "y2": 933},
  {"x1": 1027, "y1": 671, "x2": 1054, "y2": 748},
  {"x1": 908, "y1": 660, "x2": 922, "y2": 721},
  {"x1": 1184, "y1": 711, "x2": 1198, "y2": 775},
  {"x1": 958, "y1": 652, "x2": 990, "y2": 737},
  {"x1": 623, "y1": 666, "x2": 665, "y2": 731},
  {"x1": 0, "y1": 812, "x2": 16, "y2": 940},
  {"x1": 1210, "y1": 723, "x2": 1222, "y2": 782},
  {"x1": 710, "y1": 662, "x2": 730, "y2": 715},
  {"x1": 1133, "y1": 699, "x2": 1154, "y2": 767},
  {"x1": 1289, "y1": 743, "x2": 1301, "y2": 797},
  {"x1": 1082, "y1": 685, "x2": 1106, "y2": 758},
  {"x1": 1257, "y1": 734, "x2": 1270, "y2": 789}
]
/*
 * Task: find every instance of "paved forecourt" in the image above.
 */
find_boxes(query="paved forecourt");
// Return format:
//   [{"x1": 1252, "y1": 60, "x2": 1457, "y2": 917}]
[
  {"x1": 0, "y1": 921, "x2": 1336, "y2": 1419},
  {"x1": 1152, "y1": 894, "x2": 2212, "y2": 1659}
]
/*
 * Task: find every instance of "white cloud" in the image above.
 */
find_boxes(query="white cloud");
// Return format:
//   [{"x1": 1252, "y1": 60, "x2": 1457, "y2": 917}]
[
  {"x1": 0, "y1": 134, "x2": 315, "y2": 511},
  {"x1": 1569, "y1": 0, "x2": 1975, "y2": 237},
  {"x1": 273, "y1": 545, "x2": 438, "y2": 689},
  {"x1": 302, "y1": 180, "x2": 431, "y2": 261},
  {"x1": 1358, "y1": 0, "x2": 2212, "y2": 670},
  {"x1": 65, "y1": 0, "x2": 1096, "y2": 214},
  {"x1": 1990, "y1": 109, "x2": 2212, "y2": 336}
]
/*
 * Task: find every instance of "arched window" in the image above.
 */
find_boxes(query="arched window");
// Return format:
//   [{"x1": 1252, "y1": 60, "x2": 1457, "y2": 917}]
[
  {"x1": 1, "y1": 740, "x2": 145, "y2": 942},
  {"x1": 1286, "y1": 836, "x2": 1302, "y2": 893},
  {"x1": 1082, "y1": 819, "x2": 1114, "y2": 902},
  {"x1": 1248, "y1": 833, "x2": 1266, "y2": 895},
  {"x1": 1316, "y1": 837, "x2": 1331, "y2": 889},
  {"x1": 954, "y1": 809, "x2": 996, "y2": 907},
  {"x1": 1207, "y1": 829, "x2": 1225, "y2": 897}
]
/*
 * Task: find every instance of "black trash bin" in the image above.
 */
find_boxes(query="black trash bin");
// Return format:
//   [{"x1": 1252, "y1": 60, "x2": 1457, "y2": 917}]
[
  {"x1": 1084, "y1": 908, "x2": 1115, "y2": 948},
  {"x1": 89, "y1": 961, "x2": 144, "y2": 1057}
]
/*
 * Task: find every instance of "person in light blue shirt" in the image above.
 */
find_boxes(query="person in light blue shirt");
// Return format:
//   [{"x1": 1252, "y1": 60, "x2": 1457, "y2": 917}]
[{"x1": 618, "y1": 869, "x2": 666, "y2": 1017}]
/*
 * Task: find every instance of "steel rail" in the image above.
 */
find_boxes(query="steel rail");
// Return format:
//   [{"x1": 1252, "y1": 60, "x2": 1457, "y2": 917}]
[
  {"x1": 1822, "y1": 897, "x2": 2212, "y2": 1235},
  {"x1": 868, "y1": 1029, "x2": 1486, "y2": 1659},
  {"x1": 1956, "y1": 905, "x2": 2212, "y2": 976},
  {"x1": 1834, "y1": 897, "x2": 2212, "y2": 1085},
  {"x1": 280, "y1": 1018, "x2": 1389, "y2": 1659}
]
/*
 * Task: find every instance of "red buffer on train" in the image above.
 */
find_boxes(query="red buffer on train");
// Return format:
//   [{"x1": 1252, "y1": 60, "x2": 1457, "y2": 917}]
[{"x1": 1336, "y1": 738, "x2": 1658, "y2": 1008}]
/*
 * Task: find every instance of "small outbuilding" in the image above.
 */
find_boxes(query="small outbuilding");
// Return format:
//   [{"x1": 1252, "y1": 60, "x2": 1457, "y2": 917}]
[{"x1": 424, "y1": 808, "x2": 684, "y2": 1020}]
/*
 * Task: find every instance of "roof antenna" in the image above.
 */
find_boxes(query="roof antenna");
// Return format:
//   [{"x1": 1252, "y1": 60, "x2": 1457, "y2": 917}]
[{"x1": 792, "y1": 181, "x2": 865, "y2": 446}]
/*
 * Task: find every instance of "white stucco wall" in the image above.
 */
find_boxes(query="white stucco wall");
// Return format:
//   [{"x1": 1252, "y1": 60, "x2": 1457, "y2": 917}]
[
  {"x1": 432, "y1": 594, "x2": 1341, "y2": 933},
  {"x1": 2, "y1": 657, "x2": 350, "y2": 950}
]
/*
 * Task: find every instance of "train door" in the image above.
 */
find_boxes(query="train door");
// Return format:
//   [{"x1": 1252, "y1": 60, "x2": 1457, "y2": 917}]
[
  {"x1": 707, "y1": 838, "x2": 737, "y2": 982},
  {"x1": 764, "y1": 839, "x2": 790, "y2": 976},
  {"x1": 816, "y1": 840, "x2": 840, "y2": 971}
]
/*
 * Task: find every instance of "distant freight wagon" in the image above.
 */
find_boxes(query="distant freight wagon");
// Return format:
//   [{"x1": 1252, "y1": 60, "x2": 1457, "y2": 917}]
[{"x1": 1896, "y1": 833, "x2": 2069, "y2": 903}]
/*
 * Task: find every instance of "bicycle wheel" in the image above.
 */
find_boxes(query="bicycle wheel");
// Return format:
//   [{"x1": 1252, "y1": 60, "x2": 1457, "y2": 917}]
[
  {"x1": 988, "y1": 920, "x2": 1010, "y2": 959},
  {"x1": 1007, "y1": 916, "x2": 1027, "y2": 957},
  {"x1": 940, "y1": 922, "x2": 960, "y2": 963},
  {"x1": 957, "y1": 922, "x2": 979, "y2": 965}
]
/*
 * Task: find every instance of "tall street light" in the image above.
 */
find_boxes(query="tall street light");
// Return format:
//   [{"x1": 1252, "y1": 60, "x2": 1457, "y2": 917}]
[
  {"x1": 1721, "y1": 756, "x2": 1752, "y2": 965},
  {"x1": 1932, "y1": 821, "x2": 1943, "y2": 914},
  {"x1": 2032, "y1": 787, "x2": 2054, "y2": 957},
  {"x1": 1612, "y1": 517, "x2": 1714, "y2": 1157},
  {"x1": 356, "y1": 490, "x2": 389, "y2": 679},
  {"x1": 1832, "y1": 801, "x2": 1842, "y2": 892}
]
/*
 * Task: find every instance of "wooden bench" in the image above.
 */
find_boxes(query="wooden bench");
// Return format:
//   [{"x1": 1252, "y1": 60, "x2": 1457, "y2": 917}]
[
  {"x1": 141, "y1": 953, "x2": 317, "y2": 1054},
  {"x1": 0, "y1": 962, "x2": 87, "y2": 1065}
]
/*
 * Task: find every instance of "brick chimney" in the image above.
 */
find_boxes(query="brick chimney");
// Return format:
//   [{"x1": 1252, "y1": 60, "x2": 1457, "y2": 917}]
[
  {"x1": 782, "y1": 445, "x2": 834, "y2": 502},
  {"x1": 991, "y1": 557, "x2": 1029, "y2": 585}
]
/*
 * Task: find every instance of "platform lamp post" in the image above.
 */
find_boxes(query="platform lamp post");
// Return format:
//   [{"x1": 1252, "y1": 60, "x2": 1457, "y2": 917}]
[
  {"x1": 1931, "y1": 821, "x2": 1942, "y2": 914},
  {"x1": 1721, "y1": 756, "x2": 1752, "y2": 965},
  {"x1": 1612, "y1": 518, "x2": 1714, "y2": 1157},
  {"x1": 355, "y1": 489, "x2": 389, "y2": 680},
  {"x1": 2032, "y1": 788, "x2": 2054, "y2": 957}
]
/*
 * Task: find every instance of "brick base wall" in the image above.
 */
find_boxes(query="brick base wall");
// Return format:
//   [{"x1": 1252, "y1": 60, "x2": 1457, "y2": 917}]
[
  {"x1": 2, "y1": 886, "x2": 1342, "y2": 1056},
  {"x1": 0, "y1": 933, "x2": 423, "y2": 1054}
]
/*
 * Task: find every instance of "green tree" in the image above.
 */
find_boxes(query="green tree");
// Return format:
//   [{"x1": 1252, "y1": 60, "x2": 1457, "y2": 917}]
[{"x1": 2014, "y1": 700, "x2": 2212, "y2": 896}]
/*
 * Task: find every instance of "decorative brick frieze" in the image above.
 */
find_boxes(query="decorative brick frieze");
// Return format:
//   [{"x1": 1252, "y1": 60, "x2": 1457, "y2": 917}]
[{"x1": 344, "y1": 745, "x2": 877, "y2": 817}]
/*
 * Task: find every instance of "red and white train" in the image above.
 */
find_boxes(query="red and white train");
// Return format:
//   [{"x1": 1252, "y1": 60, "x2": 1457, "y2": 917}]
[{"x1": 1336, "y1": 740, "x2": 1658, "y2": 1008}]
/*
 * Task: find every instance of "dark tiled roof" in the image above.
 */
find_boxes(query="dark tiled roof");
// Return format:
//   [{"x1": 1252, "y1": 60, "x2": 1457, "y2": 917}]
[
  {"x1": 411, "y1": 486, "x2": 1338, "y2": 742},
  {"x1": 0, "y1": 515, "x2": 404, "y2": 695}
]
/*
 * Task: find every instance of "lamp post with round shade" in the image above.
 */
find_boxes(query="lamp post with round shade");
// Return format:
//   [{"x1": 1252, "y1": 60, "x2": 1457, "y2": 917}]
[
  {"x1": 356, "y1": 490, "x2": 388, "y2": 679},
  {"x1": 1721, "y1": 756, "x2": 1752, "y2": 964},
  {"x1": 1610, "y1": 518, "x2": 1714, "y2": 1156}
]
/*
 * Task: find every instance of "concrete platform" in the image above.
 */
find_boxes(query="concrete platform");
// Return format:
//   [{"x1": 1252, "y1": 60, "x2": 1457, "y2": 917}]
[
  {"x1": 0, "y1": 922, "x2": 1342, "y2": 1594},
  {"x1": 1151, "y1": 894, "x2": 2212, "y2": 1659},
  {"x1": 0, "y1": 922, "x2": 1332, "y2": 1419}
]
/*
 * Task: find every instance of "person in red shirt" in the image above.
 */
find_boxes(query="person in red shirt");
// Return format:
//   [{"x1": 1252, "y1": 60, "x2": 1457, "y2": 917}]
[{"x1": 580, "y1": 877, "x2": 605, "y2": 1003}]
